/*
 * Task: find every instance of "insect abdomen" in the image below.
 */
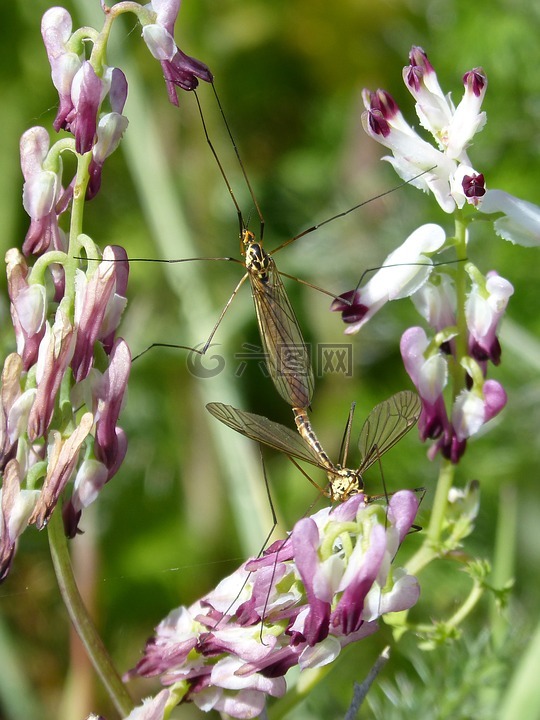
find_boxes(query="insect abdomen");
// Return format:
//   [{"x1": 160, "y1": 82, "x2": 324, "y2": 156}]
[{"x1": 293, "y1": 408, "x2": 334, "y2": 471}]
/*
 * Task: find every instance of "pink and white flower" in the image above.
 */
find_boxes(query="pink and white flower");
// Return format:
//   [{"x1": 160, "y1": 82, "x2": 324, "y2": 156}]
[
  {"x1": 141, "y1": 0, "x2": 213, "y2": 105},
  {"x1": 128, "y1": 492, "x2": 420, "y2": 719},
  {"x1": 331, "y1": 223, "x2": 446, "y2": 333}
]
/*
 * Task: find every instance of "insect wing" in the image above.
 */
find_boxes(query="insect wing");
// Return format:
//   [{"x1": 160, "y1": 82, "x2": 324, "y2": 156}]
[
  {"x1": 206, "y1": 402, "x2": 322, "y2": 467},
  {"x1": 357, "y1": 391, "x2": 421, "y2": 473},
  {"x1": 249, "y1": 259, "x2": 314, "y2": 408}
]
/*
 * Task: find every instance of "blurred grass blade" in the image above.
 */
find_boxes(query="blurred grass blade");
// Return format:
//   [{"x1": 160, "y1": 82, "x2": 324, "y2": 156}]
[
  {"x1": 0, "y1": 614, "x2": 41, "y2": 720},
  {"x1": 498, "y1": 617, "x2": 540, "y2": 720}
]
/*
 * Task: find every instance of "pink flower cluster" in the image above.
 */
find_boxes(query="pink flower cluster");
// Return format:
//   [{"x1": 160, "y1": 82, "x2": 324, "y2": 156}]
[
  {"x1": 128, "y1": 492, "x2": 420, "y2": 719},
  {"x1": 1, "y1": 243, "x2": 130, "y2": 579},
  {"x1": 1, "y1": 0, "x2": 216, "y2": 582}
]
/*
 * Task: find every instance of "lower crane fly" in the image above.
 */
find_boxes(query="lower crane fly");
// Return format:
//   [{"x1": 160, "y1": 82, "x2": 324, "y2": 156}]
[{"x1": 207, "y1": 390, "x2": 421, "y2": 502}]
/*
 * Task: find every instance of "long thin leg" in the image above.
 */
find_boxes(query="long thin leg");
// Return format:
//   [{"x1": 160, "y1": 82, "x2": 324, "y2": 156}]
[
  {"x1": 270, "y1": 168, "x2": 435, "y2": 255},
  {"x1": 193, "y1": 89, "x2": 245, "y2": 239},
  {"x1": 210, "y1": 84, "x2": 265, "y2": 241},
  {"x1": 199, "y1": 272, "x2": 250, "y2": 353},
  {"x1": 218, "y1": 445, "x2": 279, "y2": 630},
  {"x1": 257, "y1": 456, "x2": 326, "y2": 643},
  {"x1": 131, "y1": 264, "x2": 249, "y2": 362},
  {"x1": 338, "y1": 403, "x2": 356, "y2": 468},
  {"x1": 276, "y1": 269, "x2": 351, "y2": 302}
]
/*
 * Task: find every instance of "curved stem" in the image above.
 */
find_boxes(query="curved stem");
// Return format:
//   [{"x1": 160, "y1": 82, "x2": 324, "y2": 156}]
[
  {"x1": 48, "y1": 509, "x2": 134, "y2": 718},
  {"x1": 405, "y1": 459, "x2": 454, "y2": 577},
  {"x1": 63, "y1": 151, "x2": 92, "y2": 312},
  {"x1": 445, "y1": 580, "x2": 483, "y2": 628},
  {"x1": 426, "y1": 458, "x2": 454, "y2": 546}
]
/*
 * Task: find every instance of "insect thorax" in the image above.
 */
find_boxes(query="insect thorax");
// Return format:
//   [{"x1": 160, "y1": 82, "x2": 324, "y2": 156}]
[
  {"x1": 327, "y1": 468, "x2": 363, "y2": 503},
  {"x1": 243, "y1": 232, "x2": 271, "y2": 278}
]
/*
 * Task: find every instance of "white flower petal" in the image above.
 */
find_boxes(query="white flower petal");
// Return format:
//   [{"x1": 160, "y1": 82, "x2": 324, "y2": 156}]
[
  {"x1": 299, "y1": 635, "x2": 342, "y2": 669},
  {"x1": 479, "y1": 190, "x2": 540, "y2": 247},
  {"x1": 141, "y1": 24, "x2": 176, "y2": 61},
  {"x1": 452, "y1": 390, "x2": 485, "y2": 440}
]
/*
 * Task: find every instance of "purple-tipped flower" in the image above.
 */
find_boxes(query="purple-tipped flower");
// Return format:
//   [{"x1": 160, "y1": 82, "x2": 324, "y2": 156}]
[
  {"x1": 67, "y1": 61, "x2": 104, "y2": 154},
  {"x1": 27, "y1": 300, "x2": 76, "y2": 442},
  {"x1": 72, "y1": 246, "x2": 129, "y2": 382},
  {"x1": 466, "y1": 269, "x2": 514, "y2": 366},
  {"x1": 400, "y1": 325, "x2": 508, "y2": 463},
  {"x1": 41, "y1": 7, "x2": 84, "y2": 132},
  {"x1": 141, "y1": 0, "x2": 213, "y2": 105},
  {"x1": 362, "y1": 48, "x2": 487, "y2": 213},
  {"x1": 0, "y1": 460, "x2": 41, "y2": 581},
  {"x1": 42, "y1": 6, "x2": 130, "y2": 162},
  {"x1": 20, "y1": 127, "x2": 66, "y2": 256},
  {"x1": 128, "y1": 492, "x2": 420, "y2": 719},
  {"x1": 94, "y1": 338, "x2": 130, "y2": 475},
  {"x1": 6, "y1": 250, "x2": 47, "y2": 370},
  {"x1": 428, "y1": 377, "x2": 506, "y2": 464},
  {"x1": 29, "y1": 412, "x2": 94, "y2": 530},
  {"x1": 0, "y1": 355, "x2": 24, "y2": 468},
  {"x1": 331, "y1": 224, "x2": 446, "y2": 333},
  {"x1": 88, "y1": 69, "x2": 129, "y2": 198},
  {"x1": 400, "y1": 327, "x2": 449, "y2": 442},
  {"x1": 63, "y1": 458, "x2": 109, "y2": 539},
  {"x1": 451, "y1": 380, "x2": 507, "y2": 442}
]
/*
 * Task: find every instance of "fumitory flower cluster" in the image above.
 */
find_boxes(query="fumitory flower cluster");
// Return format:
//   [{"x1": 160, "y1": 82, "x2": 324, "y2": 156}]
[
  {"x1": 0, "y1": 0, "x2": 213, "y2": 581},
  {"x1": 127, "y1": 492, "x2": 420, "y2": 719},
  {"x1": 332, "y1": 46, "x2": 540, "y2": 463}
]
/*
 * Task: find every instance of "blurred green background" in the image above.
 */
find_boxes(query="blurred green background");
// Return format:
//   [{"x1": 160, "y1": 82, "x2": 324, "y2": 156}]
[{"x1": 1, "y1": 0, "x2": 540, "y2": 718}]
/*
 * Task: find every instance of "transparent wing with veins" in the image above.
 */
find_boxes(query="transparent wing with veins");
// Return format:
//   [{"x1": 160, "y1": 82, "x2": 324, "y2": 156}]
[
  {"x1": 357, "y1": 391, "x2": 422, "y2": 474},
  {"x1": 206, "y1": 402, "x2": 323, "y2": 467},
  {"x1": 249, "y1": 256, "x2": 314, "y2": 409}
]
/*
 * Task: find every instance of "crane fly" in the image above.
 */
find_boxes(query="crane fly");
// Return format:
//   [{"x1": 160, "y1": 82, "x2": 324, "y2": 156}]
[
  {"x1": 206, "y1": 390, "x2": 421, "y2": 502},
  {"x1": 120, "y1": 86, "x2": 436, "y2": 408}
]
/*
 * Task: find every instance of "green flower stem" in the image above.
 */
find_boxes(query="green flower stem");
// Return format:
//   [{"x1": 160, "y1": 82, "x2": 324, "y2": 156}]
[
  {"x1": 405, "y1": 458, "x2": 455, "y2": 577},
  {"x1": 444, "y1": 579, "x2": 484, "y2": 628},
  {"x1": 44, "y1": 138, "x2": 75, "y2": 173},
  {"x1": 48, "y1": 509, "x2": 134, "y2": 718},
  {"x1": 414, "y1": 578, "x2": 484, "y2": 637},
  {"x1": 64, "y1": 151, "x2": 92, "y2": 309},
  {"x1": 91, "y1": 0, "x2": 153, "y2": 68},
  {"x1": 451, "y1": 212, "x2": 469, "y2": 394},
  {"x1": 29, "y1": 251, "x2": 69, "y2": 285},
  {"x1": 426, "y1": 458, "x2": 455, "y2": 546},
  {"x1": 491, "y1": 483, "x2": 516, "y2": 649}
]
